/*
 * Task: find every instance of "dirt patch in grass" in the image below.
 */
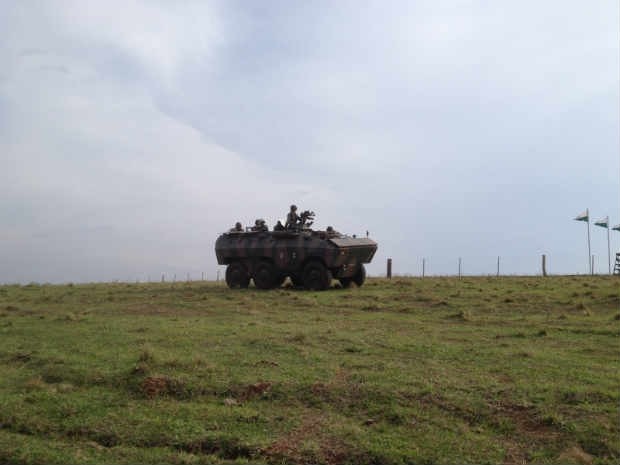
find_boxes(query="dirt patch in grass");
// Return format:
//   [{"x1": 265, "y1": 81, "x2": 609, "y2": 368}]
[
  {"x1": 241, "y1": 382, "x2": 272, "y2": 400},
  {"x1": 496, "y1": 402, "x2": 561, "y2": 438},
  {"x1": 254, "y1": 359, "x2": 279, "y2": 367},
  {"x1": 414, "y1": 393, "x2": 566, "y2": 464},
  {"x1": 141, "y1": 376, "x2": 169, "y2": 398},
  {"x1": 9, "y1": 352, "x2": 33, "y2": 363},
  {"x1": 139, "y1": 376, "x2": 194, "y2": 399},
  {"x1": 123, "y1": 304, "x2": 206, "y2": 316},
  {"x1": 493, "y1": 402, "x2": 565, "y2": 465},
  {"x1": 448, "y1": 310, "x2": 472, "y2": 321},
  {"x1": 263, "y1": 415, "x2": 351, "y2": 465},
  {"x1": 557, "y1": 445, "x2": 594, "y2": 465},
  {"x1": 223, "y1": 382, "x2": 273, "y2": 404},
  {"x1": 360, "y1": 305, "x2": 383, "y2": 312},
  {"x1": 177, "y1": 436, "x2": 255, "y2": 460}
]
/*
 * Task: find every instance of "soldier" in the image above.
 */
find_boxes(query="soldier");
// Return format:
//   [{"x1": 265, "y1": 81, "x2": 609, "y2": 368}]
[
  {"x1": 229, "y1": 221, "x2": 243, "y2": 232},
  {"x1": 326, "y1": 226, "x2": 340, "y2": 237},
  {"x1": 285, "y1": 204, "x2": 299, "y2": 229},
  {"x1": 274, "y1": 220, "x2": 285, "y2": 231},
  {"x1": 252, "y1": 219, "x2": 268, "y2": 232}
]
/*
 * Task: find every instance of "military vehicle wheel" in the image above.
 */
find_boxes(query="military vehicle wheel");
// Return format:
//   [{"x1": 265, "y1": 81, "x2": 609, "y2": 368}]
[
  {"x1": 290, "y1": 274, "x2": 303, "y2": 287},
  {"x1": 353, "y1": 264, "x2": 366, "y2": 287},
  {"x1": 225, "y1": 262, "x2": 250, "y2": 289},
  {"x1": 253, "y1": 261, "x2": 277, "y2": 290},
  {"x1": 339, "y1": 278, "x2": 353, "y2": 289},
  {"x1": 303, "y1": 261, "x2": 332, "y2": 291}
]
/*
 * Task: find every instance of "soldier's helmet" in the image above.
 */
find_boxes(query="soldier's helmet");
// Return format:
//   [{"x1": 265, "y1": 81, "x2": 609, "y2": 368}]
[
  {"x1": 290, "y1": 204, "x2": 297, "y2": 211},
  {"x1": 235, "y1": 222, "x2": 242, "y2": 230}
]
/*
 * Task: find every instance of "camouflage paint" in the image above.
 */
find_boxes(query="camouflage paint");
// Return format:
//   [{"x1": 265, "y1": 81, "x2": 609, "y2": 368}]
[{"x1": 215, "y1": 230, "x2": 377, "y2": 278}]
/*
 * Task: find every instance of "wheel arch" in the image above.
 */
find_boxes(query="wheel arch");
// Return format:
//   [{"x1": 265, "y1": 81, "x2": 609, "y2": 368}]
[{"x1": 299, "y1": 255, "x2": 328, "y2": 271}]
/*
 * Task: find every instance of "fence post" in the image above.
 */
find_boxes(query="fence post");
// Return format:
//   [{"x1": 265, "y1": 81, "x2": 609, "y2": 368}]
[
  {"x1": 387, "y1": 258, "x2": 392, "y2": 279},
  {"x1": 542, "y1": 254, "x2": 547, "y2": 277},
  {"x1": 496, "y1": 256, "x2": 500, "y2": 277}
]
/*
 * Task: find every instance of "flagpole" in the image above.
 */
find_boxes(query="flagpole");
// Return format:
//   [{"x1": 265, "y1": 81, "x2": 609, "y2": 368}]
[
  {"x1": 607, "y1": 224, "x2": 611, "y2": 274},
  {"x1": 587, "y1": 208, "x2": 592, "y2": 275}
]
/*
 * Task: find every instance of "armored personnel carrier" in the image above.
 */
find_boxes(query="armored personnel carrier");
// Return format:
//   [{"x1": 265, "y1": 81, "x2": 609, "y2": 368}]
[{"x1": 215, "y1": 211, "x2": 377, "y2": 290}]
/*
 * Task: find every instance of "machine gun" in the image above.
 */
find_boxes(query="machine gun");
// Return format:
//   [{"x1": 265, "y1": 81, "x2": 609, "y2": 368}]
[{"x1": 299, "y1": 210, "x2": 315, "y2": 228}]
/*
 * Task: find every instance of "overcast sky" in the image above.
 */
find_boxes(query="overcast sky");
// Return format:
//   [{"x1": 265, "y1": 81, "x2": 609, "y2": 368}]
[{"x1": 1, "y1": 1, "x2": 619, "y2": 283}]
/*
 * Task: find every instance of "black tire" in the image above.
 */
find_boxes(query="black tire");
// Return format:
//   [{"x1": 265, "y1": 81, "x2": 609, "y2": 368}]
[
  {"x1": 225, "y1": 262, "x2": 250, "y2": 289},
  {"x1": 353, "y1": 264, "x2": 366, "y2": 287},
  {"x1": 339, "y1": 278, "x2": 353, "y2": 289},
  {"x1": 290, "y1": 274, "x2": 304, "y2": 287},
  {"x1": 253, "y1": 261, "x2": 277, "y2": 290},
  {"x1": 303, "y1": 261, "x2": 332, "y2": 291}
]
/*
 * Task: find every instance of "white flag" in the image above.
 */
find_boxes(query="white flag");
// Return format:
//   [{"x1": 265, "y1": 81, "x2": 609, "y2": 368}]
[
  {"x1": 594, "y1": 217, "x2": 609, "y2": 228},
  {"x1": 574, "y1": 210, "x2": 589, "y2": 222}
]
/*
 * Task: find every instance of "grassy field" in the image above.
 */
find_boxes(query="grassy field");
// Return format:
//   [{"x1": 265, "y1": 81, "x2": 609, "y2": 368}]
[{"x1": 0, "y1": 276, "x2": 618, "y2": 465}]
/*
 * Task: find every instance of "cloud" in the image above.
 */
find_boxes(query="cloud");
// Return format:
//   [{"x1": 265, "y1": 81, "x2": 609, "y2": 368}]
[{"x1": 0, "y1": 0, "x2": 618, "y2": 282}]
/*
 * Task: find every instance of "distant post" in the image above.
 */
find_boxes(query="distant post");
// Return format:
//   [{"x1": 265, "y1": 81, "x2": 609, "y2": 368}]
[
  {"x1": 161, "y1": 273, "x2": 165, "y2": 283},
  {"x1": 422, "y1": 258, "x2": 425, "y2": 278},
  {"x1": 594, "y1": 217, "x2": 611, "y2": 274},
  {"x1": 458, "y1": 257, "x2": 462, "y2": 279},
  {"x1": 542, "y1": 254, "x2": 547, "y2": 277},
  {"x1": 387, "y1": 258, "x2": 392, "y2": 279},
  {"x1": 496, "y1": 256, "x2": 500, "y2": 277}
]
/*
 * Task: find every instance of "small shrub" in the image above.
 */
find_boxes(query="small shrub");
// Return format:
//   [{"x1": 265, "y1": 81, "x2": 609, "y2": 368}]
[
  {"x1": 287, "y1": 333, "x2": 306, "y2": 343},
  {"x1": 450, "y1": 310, "x2": 472, "y2": 321},
  {"x1": 344, "y1": 346, "x2": 363, "y2": 353},
  {"x1": 24, "y1": 376, "x2": 47, "y2": 391},
  {"x1": 138, "y1": 348, "x2": 155, "y2": 363}
]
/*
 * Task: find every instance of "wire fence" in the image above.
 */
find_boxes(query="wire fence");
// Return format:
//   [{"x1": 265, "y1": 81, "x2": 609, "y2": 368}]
[{"x1": 3, "y1": 253, "x2": 619, "y2": 286}]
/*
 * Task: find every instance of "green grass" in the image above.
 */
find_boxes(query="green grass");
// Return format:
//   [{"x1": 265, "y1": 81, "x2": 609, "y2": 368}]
[{"x1": 0, "y1": 276, "x2": 618, "y2": 464}]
